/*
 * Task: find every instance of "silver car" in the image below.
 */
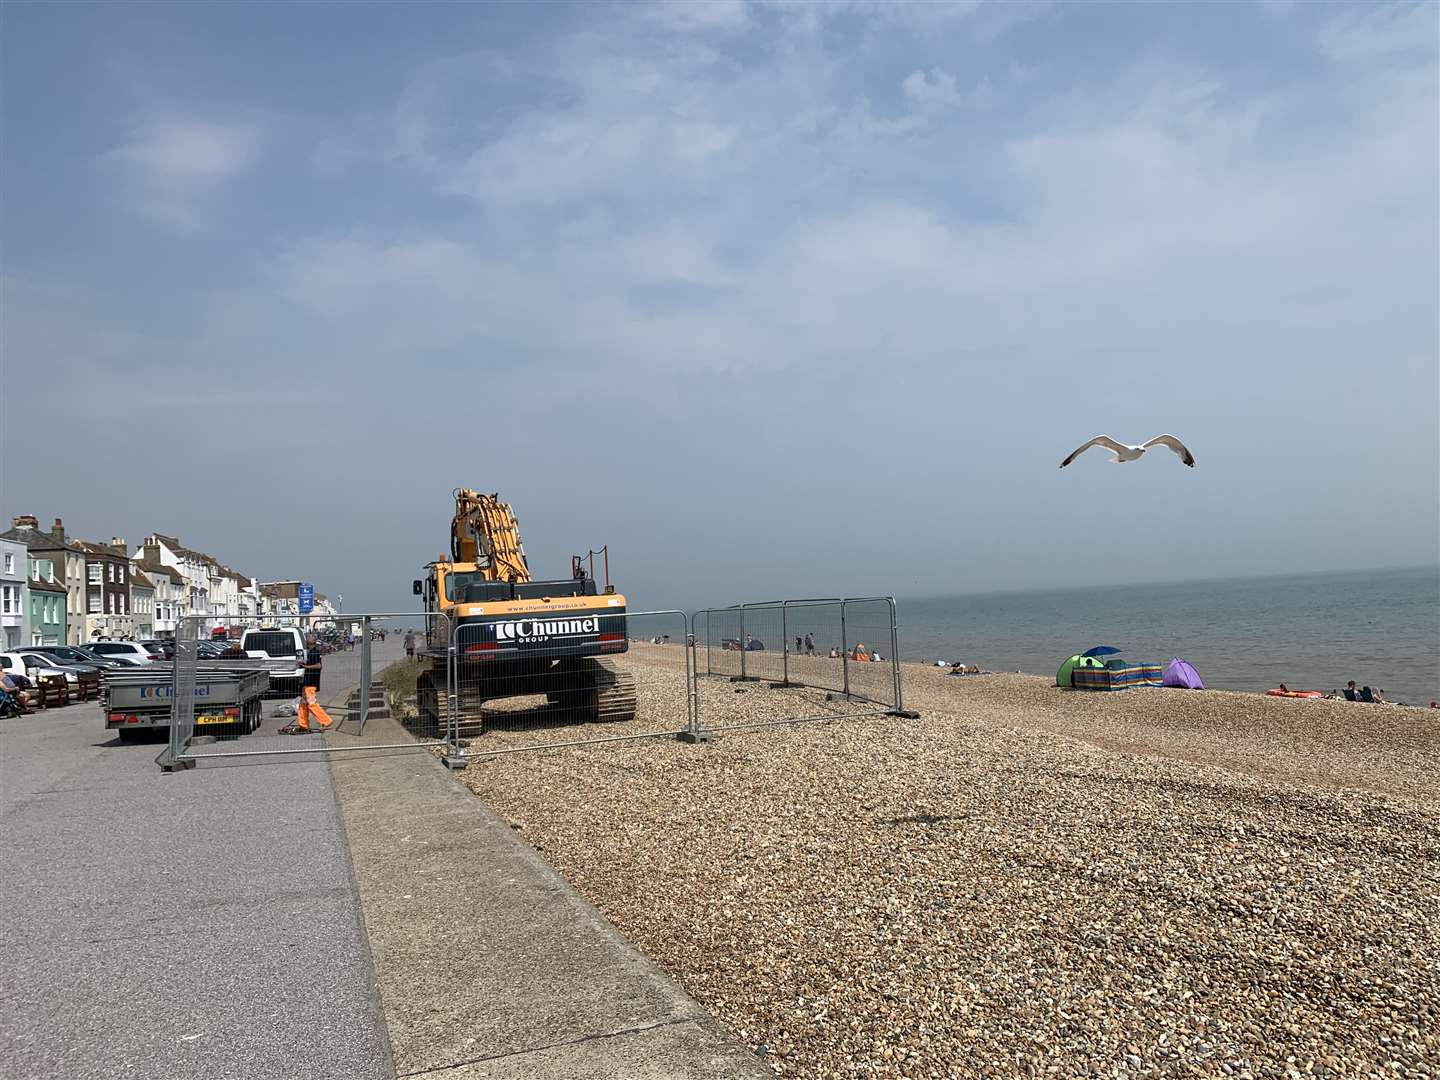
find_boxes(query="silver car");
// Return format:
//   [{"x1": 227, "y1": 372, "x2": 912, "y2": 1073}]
[{"x1": 85, "y1": 641, "x2": 161, "y2": 665}]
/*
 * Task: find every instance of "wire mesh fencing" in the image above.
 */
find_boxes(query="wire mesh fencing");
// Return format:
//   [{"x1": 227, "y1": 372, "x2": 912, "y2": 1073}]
[
  {"x1": 159, "y1": 612, "x2": 451, "y2": 768},
  {"x1": 691, "y1": 597, "x2": 911, "y2": 734}
]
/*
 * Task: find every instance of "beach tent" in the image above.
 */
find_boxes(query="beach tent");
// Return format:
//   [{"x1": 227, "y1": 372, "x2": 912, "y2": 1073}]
[
  {"x1": 1162, "y1": 657, "x2": 1205, "y2": 690},
  {"x1": 1057, "y1": 654, "x2": 1105, "y2": 687}
]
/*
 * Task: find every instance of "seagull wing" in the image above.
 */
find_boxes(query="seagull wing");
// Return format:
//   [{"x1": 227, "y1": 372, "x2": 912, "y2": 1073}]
[
  {"x1": 1059, "y1": 435, "x2": 1129, "y2": 468},
  {"x1": 1142, "y1": 434, "x2": 1195, "y2": 467}
]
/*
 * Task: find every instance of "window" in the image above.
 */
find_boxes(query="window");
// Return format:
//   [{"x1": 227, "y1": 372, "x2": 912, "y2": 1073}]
[
  {"x1": 2, "y1": 585, "x2": 11, "y2": 613},
  {"x1": 88, "y1": 564, "x2": 101, "y2": 585},
  {"x1": 105, "y1": 594, "x2": 112, "y2": 614},
  {"x1": 108, "y1": 564, "x2": 115, "y2": 583},
  {"x1": 118, "y1": 566, "x2": 125, "y2": 583},
  {"x1": 88, "y1": 596, "x2": 100, "y2": 614},
  {"x1": 3, "y1": 553, "x2": 12, "y2": 574}
]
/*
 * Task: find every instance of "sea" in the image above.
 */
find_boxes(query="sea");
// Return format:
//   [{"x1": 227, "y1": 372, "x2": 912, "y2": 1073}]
[{"x1": 896, "y1": 567, "x2": 1440, "y2": 706}]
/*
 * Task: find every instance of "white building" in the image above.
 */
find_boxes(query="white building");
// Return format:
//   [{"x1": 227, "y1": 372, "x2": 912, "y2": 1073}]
[
  {"x1": 0, "y1": 538, "x2": 28, "y2": 650},
  {"x1": 137, "y1": 534, "x2": 211, "y2": 622},
  {"x1": 130, "y1": 568, "x2": 156, "y2": 640},
  {"x1": 135, "y1": 558, "x2": 182, "y2": 638}
]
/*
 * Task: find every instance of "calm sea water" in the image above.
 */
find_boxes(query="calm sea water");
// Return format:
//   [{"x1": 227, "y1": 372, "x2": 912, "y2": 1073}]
[{"x1": 896, "y1": 567, "x2": 1440, "y2": 705}]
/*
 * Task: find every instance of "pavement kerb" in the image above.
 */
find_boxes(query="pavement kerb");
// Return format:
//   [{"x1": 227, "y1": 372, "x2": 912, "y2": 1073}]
[{"x1": 325, "y1": 713, "x2": 772, "y2": 1080}]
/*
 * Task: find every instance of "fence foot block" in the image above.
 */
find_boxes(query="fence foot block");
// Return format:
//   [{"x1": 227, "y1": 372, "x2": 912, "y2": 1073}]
[
  {"x1": 440, "y1": 753, "x2": 469, "y2": 770},
  {"x1": 766, "y1": 681, "x2": 797, "y2": 689},
  {"x1": 888, "y1": 709, "x2": 921, "y2": 719},
  {"x1": 728, "y1": 676, "x2": 759, "y2": 683},
  {"x1": 676, "y1": 731, "x2": 711, "y2": 744}
]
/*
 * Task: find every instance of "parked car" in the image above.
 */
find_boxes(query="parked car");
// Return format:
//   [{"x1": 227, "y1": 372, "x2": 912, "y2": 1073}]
[
  {"x1": 140, "y1": 640, "x2": 176, "y2": 661},
  {"x1": 75, "y1": 645, "x2": 146, "y2": 668},
  {"x1": 238, "y1": 627, "x2": 306, "y2": 697},
  {"x1": 22, "y1": 652, "x2": 104, "y2": 683},
  {"x1": 85, "y1": 641, "x2": 161, "y2": 665},
  {"x1": 0, "y1": 651, "x2": 84, "y2": 688},
  {"x1": 32, "y1": 645, "x2": 130, "y2": 671}
]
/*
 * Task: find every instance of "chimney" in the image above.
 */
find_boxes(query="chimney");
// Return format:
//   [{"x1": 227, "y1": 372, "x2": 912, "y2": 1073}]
[
  {"x1": 50, "y1": 518, "x2": 64, "y2": 542},
  {"x1": 12, "y1": 514, "x2": 38, "y2": 533},
  {"x1": 110, "y1": 536, "x2": 127, "y2": 551}
]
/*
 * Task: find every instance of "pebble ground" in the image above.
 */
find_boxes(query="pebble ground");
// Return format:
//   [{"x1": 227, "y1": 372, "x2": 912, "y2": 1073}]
[{"x1": 460, "y1": 649, "x2": 1439, "y2": 1079}]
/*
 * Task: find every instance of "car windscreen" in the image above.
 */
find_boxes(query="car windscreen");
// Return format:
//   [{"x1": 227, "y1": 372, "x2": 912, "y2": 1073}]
[{"x1": 243, "y1": 632, "x2": 297, "y2": 657}]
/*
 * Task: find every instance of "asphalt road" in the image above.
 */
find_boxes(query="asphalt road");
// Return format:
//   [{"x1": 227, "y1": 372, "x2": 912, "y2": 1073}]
[{"x1": 0, "y1": 697, "x2": 392, "y2": 1080}]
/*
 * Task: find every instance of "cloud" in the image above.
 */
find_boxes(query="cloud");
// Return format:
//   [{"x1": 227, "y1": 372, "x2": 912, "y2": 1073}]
[
  {"x1": 639, "y1": 0, "x2": 750, "y2": 33},
  {"x1": 901, "y1": 67, "x2": 996, "y2": 110},
  {"x1": 107, "y1": 115, "x2": 263, "y2": 230},
  {"x1": 1317, "y1": 1, "x2": 1437, "y2": 61}
]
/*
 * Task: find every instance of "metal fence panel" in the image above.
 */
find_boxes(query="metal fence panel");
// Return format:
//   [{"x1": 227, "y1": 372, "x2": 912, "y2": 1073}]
[
  {"x1": 839, "y1": 598, "x2": 900, "y2": 709},
  {"x1": 692, "y1": 596, "x2": 908, "y2": 734},
  {"x1": 158, "y1": 612, "x2": 450, "y2": 767},
  {"x1": 452, "y1": 609, "x2": 691, "y2": 758},
  {"x1": 702, "y1": 607, "x2": 743, "y2": 680}
]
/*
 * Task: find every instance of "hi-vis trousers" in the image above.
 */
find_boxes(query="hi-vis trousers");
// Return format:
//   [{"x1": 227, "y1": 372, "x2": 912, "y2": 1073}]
[{"x1": 297, "y1": 686, "x2": 333, "y2": 731}]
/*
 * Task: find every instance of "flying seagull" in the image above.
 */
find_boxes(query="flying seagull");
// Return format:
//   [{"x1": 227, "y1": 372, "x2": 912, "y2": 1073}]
[{"x1": 1059, "y1": 434, "x2": 1196, "y2": 468}]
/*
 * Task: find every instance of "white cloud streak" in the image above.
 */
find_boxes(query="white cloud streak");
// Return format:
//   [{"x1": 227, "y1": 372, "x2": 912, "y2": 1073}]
[{"x1": 107, "y1": 115, "x2": 264, "y2": 230}]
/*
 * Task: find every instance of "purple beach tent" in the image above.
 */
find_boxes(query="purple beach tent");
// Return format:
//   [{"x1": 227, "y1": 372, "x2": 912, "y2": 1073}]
[{"x1": 1162, "y1": 658, "x2": 1205, "y2": 690}]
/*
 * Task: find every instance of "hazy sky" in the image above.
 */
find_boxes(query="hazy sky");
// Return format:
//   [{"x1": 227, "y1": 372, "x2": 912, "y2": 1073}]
[{"x1": 2, "y1": 1, "x2": 1437, "y2": 614}]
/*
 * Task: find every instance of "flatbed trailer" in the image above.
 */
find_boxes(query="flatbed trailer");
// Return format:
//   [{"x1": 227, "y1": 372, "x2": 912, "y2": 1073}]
[{"x1": 105, "y1": 664, "x2": 270, "y2": 742}]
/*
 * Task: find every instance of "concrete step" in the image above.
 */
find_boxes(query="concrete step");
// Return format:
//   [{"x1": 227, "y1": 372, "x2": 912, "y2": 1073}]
[{"x1": 345, "y1": 705, "x2": 391, "y2": 722}]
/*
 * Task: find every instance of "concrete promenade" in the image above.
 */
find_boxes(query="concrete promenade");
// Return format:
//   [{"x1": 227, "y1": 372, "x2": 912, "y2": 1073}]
[{"x1": 1, "y1": 670, "x2": 766, "y2": 1079}]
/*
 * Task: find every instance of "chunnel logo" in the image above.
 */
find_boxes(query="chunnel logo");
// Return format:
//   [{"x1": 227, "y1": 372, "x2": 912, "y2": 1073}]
[{"x1": 494, "y1": 617, "x2": 599, "y2": 643}]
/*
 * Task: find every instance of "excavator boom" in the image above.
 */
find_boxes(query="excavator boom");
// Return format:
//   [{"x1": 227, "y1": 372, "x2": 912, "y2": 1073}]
[{"x1": 450, "y1": 489, "x2": 531, "y2": 583}]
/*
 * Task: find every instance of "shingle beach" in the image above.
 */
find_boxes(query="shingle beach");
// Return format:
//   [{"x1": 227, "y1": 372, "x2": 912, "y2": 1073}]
[{"x1": 461, "y1": 647, "x2": 1440, "y2": 1078}]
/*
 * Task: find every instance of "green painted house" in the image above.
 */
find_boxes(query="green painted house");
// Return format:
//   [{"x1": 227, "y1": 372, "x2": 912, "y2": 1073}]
[{"x1": 27, "y1": 555, "x2": 67, "y2": 647}]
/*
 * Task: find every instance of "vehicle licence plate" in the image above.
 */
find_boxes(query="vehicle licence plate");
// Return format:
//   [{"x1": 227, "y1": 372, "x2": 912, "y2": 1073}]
[{"x1": 196, "y1": 714, "x2": 230, "y2": 726}]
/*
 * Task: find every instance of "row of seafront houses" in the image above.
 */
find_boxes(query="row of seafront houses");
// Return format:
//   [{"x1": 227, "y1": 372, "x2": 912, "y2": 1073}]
[{"x1": 0, "y1": 515, "x2": 341, "y2": 649}]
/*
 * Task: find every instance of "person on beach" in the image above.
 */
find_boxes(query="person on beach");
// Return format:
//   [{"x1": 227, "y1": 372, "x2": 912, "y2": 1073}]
[
  {"x1": 1358, "y1": 686, "x2": 1375, "y2": 703},
  {"x1": 404, "y1": 630, "x2": 416, "y2": 659},
  {"x1": 804, "y1": 634, "x2": 814, "y2": 655},
  {"x1": 795, "y1": 636, "x2": 803, "y2": 654},
  {"x1": 1343, "y1": 680, "x2": 1358, "y2": 701}
]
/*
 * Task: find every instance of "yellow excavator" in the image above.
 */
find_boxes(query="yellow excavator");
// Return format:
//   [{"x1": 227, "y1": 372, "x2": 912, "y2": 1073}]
[{"x1": 411, "y1": 489, "x2": 636, "y2": 735}]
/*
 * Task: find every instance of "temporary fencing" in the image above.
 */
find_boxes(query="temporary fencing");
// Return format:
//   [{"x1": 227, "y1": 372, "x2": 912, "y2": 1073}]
[
  {"x1": 160, "y1": 612, "x2": 452, "y2": 768},
  {"x1": 693, "y1": 597, "x2": 912, "y2": 734},
  {"x1": 156, "y1": 597, "x2": 913, "y2": 770}
]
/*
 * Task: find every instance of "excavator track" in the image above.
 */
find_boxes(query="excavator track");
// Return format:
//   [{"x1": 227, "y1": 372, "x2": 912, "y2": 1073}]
[{"x1": 588, "y1": 659, "x2": 637, "y2": 724}]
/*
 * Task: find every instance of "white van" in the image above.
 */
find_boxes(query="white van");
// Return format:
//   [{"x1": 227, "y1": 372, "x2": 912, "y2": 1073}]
[{"x1": 239, "y1": 627, "x2": 306, "y2": 696}]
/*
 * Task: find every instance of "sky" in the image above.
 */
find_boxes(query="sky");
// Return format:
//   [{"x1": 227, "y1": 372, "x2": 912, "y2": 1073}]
[{"x1": 2, "y1": 0, "x2": 1437, "y2": 614}]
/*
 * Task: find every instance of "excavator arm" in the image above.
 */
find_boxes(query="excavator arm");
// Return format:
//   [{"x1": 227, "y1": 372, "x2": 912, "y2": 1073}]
[{"x1": 450, "y1": 489, "x2": 531, "y2": 583}]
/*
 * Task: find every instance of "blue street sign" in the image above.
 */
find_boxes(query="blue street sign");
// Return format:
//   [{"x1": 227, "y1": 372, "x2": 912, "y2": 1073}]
[{"x1": 298, "y1": 582, "x2": 315, "y2": 614}]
